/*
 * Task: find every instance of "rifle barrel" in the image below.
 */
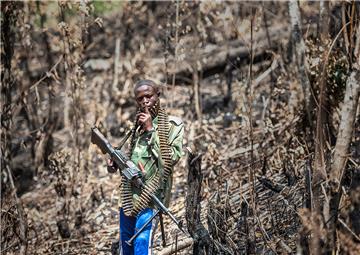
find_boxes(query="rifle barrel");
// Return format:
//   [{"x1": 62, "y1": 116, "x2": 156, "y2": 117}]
[{"x1": 150, "y1": 193, "x2": 185, "y2": 233}]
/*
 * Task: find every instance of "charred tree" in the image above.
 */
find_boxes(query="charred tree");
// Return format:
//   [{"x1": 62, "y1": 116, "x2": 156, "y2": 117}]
[
  {"x1": 1, "y1": 2, "x2": 28, "y2": 254},
  {"x1": 288, "y1": 0, "x2": 312, "y2": 128},
  {"x1": 185, "y1": 152, "x2": 211, "y2": 255}
]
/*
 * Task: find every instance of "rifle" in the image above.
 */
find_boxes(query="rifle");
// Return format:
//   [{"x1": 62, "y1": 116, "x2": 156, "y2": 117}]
[{"x1": 90, "y1": 127, "x2": 186, "y2": 246}]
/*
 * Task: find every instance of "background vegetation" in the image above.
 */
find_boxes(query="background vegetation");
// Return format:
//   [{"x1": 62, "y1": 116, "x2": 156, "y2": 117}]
[{"x1": 1, "y1": 1, "x2": 359, "y2": 254}]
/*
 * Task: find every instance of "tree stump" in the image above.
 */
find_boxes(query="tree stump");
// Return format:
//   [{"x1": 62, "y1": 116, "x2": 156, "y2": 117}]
[{"x1": 185, "y1": 151, "x2": 211, "y2": 255}]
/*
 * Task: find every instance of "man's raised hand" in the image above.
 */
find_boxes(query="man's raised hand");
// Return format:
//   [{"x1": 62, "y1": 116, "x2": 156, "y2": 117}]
[{"x1": 137, "y1": 107, "x2": 153, "y2": 132}]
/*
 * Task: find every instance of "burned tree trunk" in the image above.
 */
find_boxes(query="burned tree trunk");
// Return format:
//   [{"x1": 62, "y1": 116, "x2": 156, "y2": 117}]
[
  {"x1": 288, "y1": 0, "x2": 312, "y2": 127},
  {"x1": 1, "y1": 2, "x2": 28, "y2": 254},
  {"x1": 185, "y1": 151, "x2": 211, "y2": 255},
  {"x1": 349, "y1": 168, "x2": 360, "y2": 235}
]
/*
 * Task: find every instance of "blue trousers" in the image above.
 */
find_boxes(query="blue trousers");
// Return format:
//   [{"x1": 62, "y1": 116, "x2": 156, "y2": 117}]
[{"x1": 119, "y1": 208, "x2": 156, "y2": 255}]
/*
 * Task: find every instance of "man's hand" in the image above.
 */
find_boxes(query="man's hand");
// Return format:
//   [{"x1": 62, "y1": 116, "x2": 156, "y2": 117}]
[
  {"x1": 137, "y1": 107, "x2": 153, "y2": 132},
  {"x1": 107, "y1": 159, "x2": 118, "y2": 173}
]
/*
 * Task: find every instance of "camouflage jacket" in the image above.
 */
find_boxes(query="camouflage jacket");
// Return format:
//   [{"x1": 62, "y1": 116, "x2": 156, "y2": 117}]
[{"x1": 120, "y1": 115, "x2": 184, "y2": 208}]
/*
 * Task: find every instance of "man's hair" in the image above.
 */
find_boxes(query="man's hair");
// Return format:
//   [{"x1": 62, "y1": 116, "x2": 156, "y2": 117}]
[{"x1": 134, "y1": 79, "x2": 159, "y2": 94}]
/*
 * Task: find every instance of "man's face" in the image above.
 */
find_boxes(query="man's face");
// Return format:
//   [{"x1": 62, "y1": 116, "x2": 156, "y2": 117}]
[{"x1": 134, "y1": 85, "x2": 159, "y2": 110}]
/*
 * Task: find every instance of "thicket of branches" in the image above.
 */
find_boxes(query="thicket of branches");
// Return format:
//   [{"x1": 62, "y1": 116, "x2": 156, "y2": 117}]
[{"x1": 1, "y1": 1, "x2": 359, "y2": 254}]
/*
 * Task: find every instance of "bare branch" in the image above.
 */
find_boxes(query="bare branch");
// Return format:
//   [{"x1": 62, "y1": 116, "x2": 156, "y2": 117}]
[{"x1": 330, "y1": 69, "x2": 360, "y2": 190}]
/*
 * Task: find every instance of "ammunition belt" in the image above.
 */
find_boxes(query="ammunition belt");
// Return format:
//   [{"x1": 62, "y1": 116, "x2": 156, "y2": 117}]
[
  {"x1": 121, "y1": 175, "x2": 133, "y2": 215},
  {"x1": 132, "y1": 172, "x2": 160, "y2": 214},
  {"x1": 121, "y1": 106, "x2": 173, "y2": 216},
  {"x1": 122, "y1": 109, "x2": 141, "y2": 216},
  {"x1": 157, "y1": 108, "x2": 173, "y2": 183}
]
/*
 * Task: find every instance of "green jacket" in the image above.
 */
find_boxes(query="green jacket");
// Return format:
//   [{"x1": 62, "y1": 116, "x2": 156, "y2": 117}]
[{"x1": 124, "y1": 115, "x2": 184, "y2": 208}]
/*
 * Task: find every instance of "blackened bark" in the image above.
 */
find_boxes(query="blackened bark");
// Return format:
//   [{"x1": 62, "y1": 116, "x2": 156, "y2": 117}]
[
  {"x1": 185, "y1": 152, "x2": 211, "y2": 255},
  {"x1": 1, "y1": 2, "x2": 28, "y2": 254},
  {"x1": 304, "y1": 160, "x2": 313, "y2": 210},
  {"x1": 299, "y1": 160, "x2": 312, "y2": 254},
  {"x1": 258, "y1": 176, "x2": 285, "y2": 193},
  {"x1": 349, "y1": 168, "x2": 360, "y2": 235}
]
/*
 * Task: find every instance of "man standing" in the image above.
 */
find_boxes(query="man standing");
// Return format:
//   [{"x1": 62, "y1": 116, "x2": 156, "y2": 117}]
[{"x1": 108, "y1": 79, "x2": 184, "y2": 255}]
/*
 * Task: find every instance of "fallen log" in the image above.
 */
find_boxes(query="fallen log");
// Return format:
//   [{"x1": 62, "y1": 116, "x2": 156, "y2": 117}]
[
  {"x1": 157, "y1": 24, "x2": 290, "y2": 82},
  {"x1": 157, "y1": 237, "x2": 193, "y2": 255}
]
